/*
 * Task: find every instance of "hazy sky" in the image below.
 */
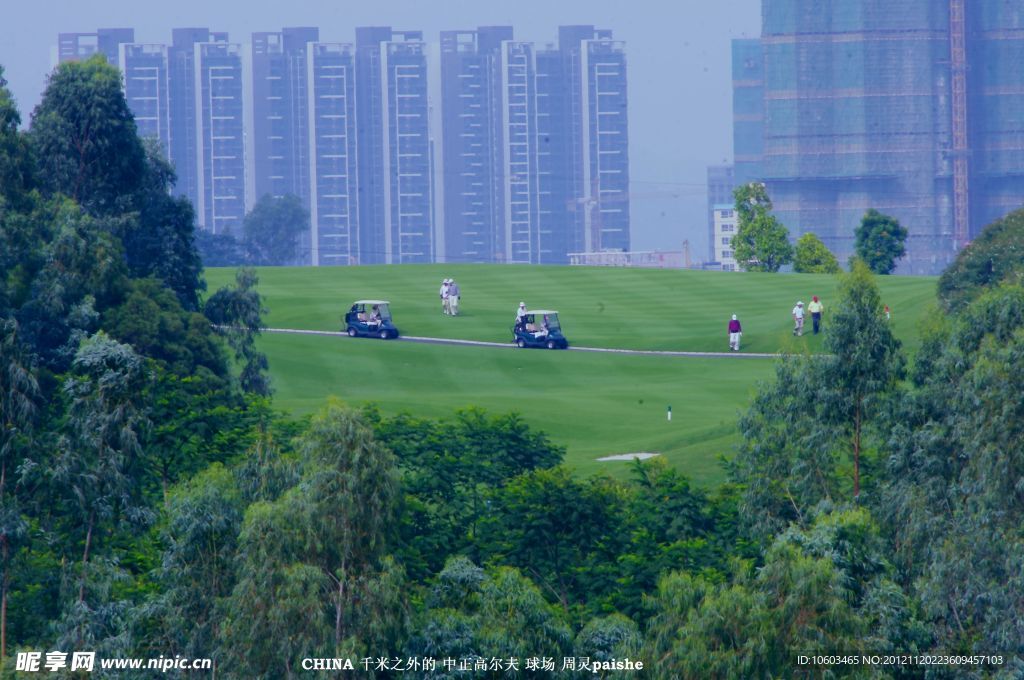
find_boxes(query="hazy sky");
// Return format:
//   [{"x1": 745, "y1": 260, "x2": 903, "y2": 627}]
[{"x1": 0, "y1": 0, "x2": 761, "y2": 257}]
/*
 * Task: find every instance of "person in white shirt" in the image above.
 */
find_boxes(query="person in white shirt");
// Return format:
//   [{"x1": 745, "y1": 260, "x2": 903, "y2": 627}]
[
  {"x1": 533, "y1": 314, "x2": 550, "y2": 339},
  {"x1": 514, "y1": 302, "x2": 527, "y2": 332},
  {"x1": 440, "y1": 279, "x2": 450, "y2": 315},
  {"x1": 792, "y1": 301, "x2": 805, "y2": 336},
  {"x1": 448, "y1": 279, "x2": 460, "y2": 316},
  {"x1": 368, "y1": 305, "x2": 382, "y2": 328}
]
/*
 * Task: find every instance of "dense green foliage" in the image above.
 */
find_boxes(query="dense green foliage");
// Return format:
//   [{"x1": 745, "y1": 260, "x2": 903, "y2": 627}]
[
  {"x1": 793, "y1": 232, "x2": 841, "y2": 274},
  {"x1": 855, "y1": 209, "x2": 908, "y2": 275},
  {"x1": 2, "y1": 57, "x2": 1023, "y2": 678},
  {"x1": 29, "y1": 56, "x2": 204, "y2": 310},
  {"x1": 937, "y1": 206, "x2": 1024, "y2": 312},
  {"x1": 204, "y1": 268, "x2": 271, "y2": 396},
  {"x1": 731, "y1": 183, "x2": 793, "y2": 273},
  {"x1": 29, "y1": 56, "x2": 145, "y2": 214},
  {"x1": 195, "y1": 229, "x2": 245, "y2": 268},
  {"x1": 730, "y1": 260, "x2": 904, "y2": 539},
  {"x1": 0, "y1": 66, "x2": 33, "y2": 215},
  {"x1": 0, "y1": 58, "x2": 271, "y2": 671}
]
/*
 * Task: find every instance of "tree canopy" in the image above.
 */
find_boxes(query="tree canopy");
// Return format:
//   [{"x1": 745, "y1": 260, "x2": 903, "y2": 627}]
[
  {"x1": 731, "y1": 183, "x2": 793, "y2": 272},
  {"x1": 28, "y1": 56, "x2": 204, "y2": 310},
  {"x1": 855, "y1": 209, "x2": 907, "y2": 275},
  {"x1": 793, "y1": 232, "x2": 841, "y2": 274},
  {"x1": 29, "y1": 55, "x2": 145, "y2": 215},
  {"x1": 242, "y1": 194, "x2": 309, "y2": 266},
  {"x1": 937, "y1": 206, "x2": 1024, "y2": 312},
  {"x1": 0, "y1": 66, "x2": 33, "y2": 212}
]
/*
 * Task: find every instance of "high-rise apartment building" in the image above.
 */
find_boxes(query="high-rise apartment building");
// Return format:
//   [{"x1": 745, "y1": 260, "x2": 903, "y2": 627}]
[
  {"x1": 440, "y1": 27, "x2": 547, "y2": 264},
  {"x1": 246, "y1": 29, "x2": 361, "y2": 265},
  {"x1": 118, "y1": 44, "x2": 171, "y2": 150},
  {"x1": 355, "y1": 28, "x2": 434, "y2": 264},
  {"x1": 533, "y1": 47, "x2": 572, "y2": 262},
  {"x1": 541, "y1": 27, "x2": 631, "y2": 261},
  {"x1": 305, "y1": 42, "x2": 360, "y2": 265},
  {"x1": 440, "y1": 27, "x2": 512, "y2": 263},
  {"x1": 61, "y1": 31, "x2": 171, "y2": 155},
  {"x1": 249, "y1": 28, "x2": 319, "y2": 204},
  {"x1": 167, "y1": 31, "x2": 247, "y2": 235},
  {"x1": 498, "y1": 38, "x2": 543, "y2": 263},
  {"x1": 438, "y1": 25, "x2": 630, "y2": 265},
  {"x1": 62, "y1": 28, "x2": 247, "y2": 235},
  {"x1": 168, "y1": 29, "x2": 216, "y2": 214},
  {"x1": 55, "y1": 24, "x2": 630, "y2": 265},
  {"x1": 733, "y1": 1, "x2": 1024, "y2": 274},
  {"x1": 58, "y1": 29, "x2": 135, "y2": 65}
]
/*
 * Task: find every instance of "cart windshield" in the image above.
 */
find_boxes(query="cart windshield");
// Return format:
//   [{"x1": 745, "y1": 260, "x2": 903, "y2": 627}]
[
  {"x1": 528, "y1": 313, "x2": 559, "y2": 332},
  {"x1": 352, "y1": 302, "x2": 392, "y2": 322}
]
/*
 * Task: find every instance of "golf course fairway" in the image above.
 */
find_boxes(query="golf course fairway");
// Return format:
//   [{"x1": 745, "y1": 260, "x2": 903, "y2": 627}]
[{"x1": 207, "y1": 264, "x2": 937, "y2": 484}]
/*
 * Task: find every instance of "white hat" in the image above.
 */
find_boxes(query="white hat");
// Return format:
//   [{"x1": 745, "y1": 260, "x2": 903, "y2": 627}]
[
  {"x1": 444, "y1": 278, "x2": 450, "y2": 284},
  {"x1": 732, "y1": 314, "x2": 737, "y2": 320},
  {"x1": 519, "y1": 301, "x2": 526, "y2": 307},
  {"x1": 797, "y1": 301, "x2": 804, "y2": 306}
]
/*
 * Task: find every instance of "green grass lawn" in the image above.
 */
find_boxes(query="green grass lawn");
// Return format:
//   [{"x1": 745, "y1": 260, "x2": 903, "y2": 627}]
[
  {"x1": 207, "y1": 265, "x2": 938, "y2": 485},
  {"x1": 207, "y1": 264, "x2": 937, "y2": 355},
  {"x1": 256, "y1": 332, "x2": 774, "y2": 485}
]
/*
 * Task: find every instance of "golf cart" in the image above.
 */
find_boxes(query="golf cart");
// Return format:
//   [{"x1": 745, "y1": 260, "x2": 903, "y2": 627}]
[
  {"x1": 512, "y1": 310, "x2": 569, "y2": 349},
  {"x1": 344, "y1": 300, "x2": 399, "y2": 339}
]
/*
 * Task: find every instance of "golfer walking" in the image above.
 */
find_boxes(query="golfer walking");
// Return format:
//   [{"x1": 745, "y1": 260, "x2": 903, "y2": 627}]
[
  {"x1": 440, "y1": 279, "x2": 450, "y2": 315},
  {"x1": 728, "y1": 314, "x2": 743, "y2": 351},
  {"x1": 448, "y1": 279, "x2": 461, "y2": 316},
  {"x1": 792, "y1": 301, "x2": 805, "y2": 336},
  {"x1": 808, "y1": 295, "x2": 823, "y2": 334}
]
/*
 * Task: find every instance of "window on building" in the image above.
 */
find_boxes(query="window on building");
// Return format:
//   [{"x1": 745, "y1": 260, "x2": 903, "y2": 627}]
[
  {"x1": 723, "y1": 250, "x2": 732, "y2": 258},
  {"x1": 720, "y1": 209, "x2": 733, "y2": 218},
  {"x1": 722, "y1": 223, "x2": 734, "y2": 232},
  {"x1": 721, "y1": 237, "x2": 731, "y2": 245}
]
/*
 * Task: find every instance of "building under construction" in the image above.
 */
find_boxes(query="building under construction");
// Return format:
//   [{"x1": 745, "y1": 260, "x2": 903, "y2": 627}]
[{"x1": 733, "y1": 1, "x2": 1024, "y2": 274}]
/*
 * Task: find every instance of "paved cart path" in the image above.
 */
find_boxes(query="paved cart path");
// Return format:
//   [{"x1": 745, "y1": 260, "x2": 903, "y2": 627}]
[{"x1": 260, "y1": 327, "x2": 780, "y2": 359}]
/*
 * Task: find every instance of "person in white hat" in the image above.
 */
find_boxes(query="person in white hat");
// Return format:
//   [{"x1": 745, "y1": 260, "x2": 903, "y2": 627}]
[
  {"x1": 448, "y1": 279, "x2": 460, "y2": 316},
  {"x1": 792, "y1": 301, "x2": 805, "y2": 336},
  {"x1": 728, "y1": 314, "x2": 742, "y2": 351},
  {"x1": 440, "y1": 279, "x2": 450, "y2": 315},
  {"x1": 514, "y1": 302, "x2": 528, "y2": 333}
]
